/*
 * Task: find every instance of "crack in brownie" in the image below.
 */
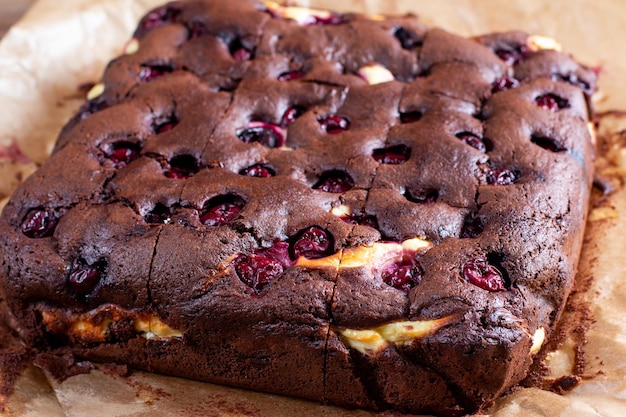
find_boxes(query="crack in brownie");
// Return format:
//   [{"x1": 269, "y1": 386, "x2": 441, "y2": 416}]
[{"x1": 0, "y1": 0, "x2": 597, "y2": 415}]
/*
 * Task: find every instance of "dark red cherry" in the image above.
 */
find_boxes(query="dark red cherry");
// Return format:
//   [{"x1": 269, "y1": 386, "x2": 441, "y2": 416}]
[
  {"x1": 232, "y1": 253, "x2": 284, "y2": 292},
  {"x1": 394, "y1": 27, "x2": 422, "y2": 50},
  {"x1": 319, "y1": 116, "x2": 350, "y2": 134},
  {"x1": 461, "y1": 257, "x2": 505, "y2": 291},
  {"x1": 144, "y1": 203, "x2": 172, "y2": 224},
  {"x1": 237, "y1": 123, "x2": 285, "y2": 148},
  {"x1": 487, "y1": 168, "x2": 518, "y2": 185},
  {"x1": 313, "y1": 170, "x2": 354, "y2": 193},
  {"x1": 534, "y1": 94, "x2": 569, "y2": 111},
  {"x1": 103, "y1": 141, "x2": 141, "y2": 168},
  {"x1": 239, "y1": 163, "x2": 276, "y2": 178},
  {"x1": 139, "y1": 64, "x2": 173, "y2": 82},
  {"x1": 165, "y1": 154, "x2": 199, "y2": 179},
  {"x1": 312, "y1": 13, "x2": 344, "y2": 25},
  {"x1": 455, "y1": 132, "x2": 487, "y2": 152},
  {"x1": 278, "y1": 70, "x2": 305, "y2": 82},
  {"x1": 290, "y1": 226, "x2": 335, "y2": 260},
  {"x1": 494, "y1": 45, "x2": 530, "y2": 65},
  {"x1": 280, "y1": 106, "x2": 305, "y2": 127},
  {"x1": 399, "y1": 111, "x2": 422, "y2": 124},
  {"x1": 229, "y1": 38, "x2": 253, "y2": 61},
  {"x1": 372, "y1": 144, "x2": 411, "y2": 164},
  {"x1": 154, "y1": 115, "x2": 178, "y2": 134},
  {"x1": 492, "y1": 77, "x2": 520, "y2": 92},
  {"x1": 257, "y1": 241, "x2": 294, "y2": 268},
  {"x1": 68, "y1": 258, "x2": 107, "y2": 295},
  {"x1": 135, "y1": 6, "x2": 181, "y2": 38},
  {"x1": 382, "y1": 259, "x2": 423, "y2": 293},
  {"x1": 200, "y1": 194, "x2": 245, "y2": 226},
  {"x1": 21, "y1": 209, "x2": 58, "y2": 238}
]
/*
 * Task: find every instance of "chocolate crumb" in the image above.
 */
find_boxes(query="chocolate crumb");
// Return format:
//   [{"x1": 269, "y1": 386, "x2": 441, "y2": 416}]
[
  {"x1": 550, "y1": 375, "x2": 581, "y2": 394},
  {"x1": 33, "y1": 352, "x2": 94, "y2": 382}
]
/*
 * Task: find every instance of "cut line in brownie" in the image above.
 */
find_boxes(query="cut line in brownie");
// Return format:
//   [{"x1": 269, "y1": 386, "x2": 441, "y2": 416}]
[{"x1": 0, "y1": 1, "x2": 597, "y2": 415}]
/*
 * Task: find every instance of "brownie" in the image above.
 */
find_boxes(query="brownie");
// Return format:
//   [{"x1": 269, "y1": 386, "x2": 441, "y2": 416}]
[{"x1": 0, "y1": 0, "x2": 597, "y2": 415}]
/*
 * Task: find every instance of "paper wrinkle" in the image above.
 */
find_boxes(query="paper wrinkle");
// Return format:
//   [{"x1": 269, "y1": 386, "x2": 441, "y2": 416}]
[{"x1": 1, "y1": 0, "x2": 626, "y2": 416}]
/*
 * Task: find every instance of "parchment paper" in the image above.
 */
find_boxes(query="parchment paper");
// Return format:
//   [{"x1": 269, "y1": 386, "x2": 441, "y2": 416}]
[{"x1": 1, "y1": 0, "x2": 625, "y2": 416}]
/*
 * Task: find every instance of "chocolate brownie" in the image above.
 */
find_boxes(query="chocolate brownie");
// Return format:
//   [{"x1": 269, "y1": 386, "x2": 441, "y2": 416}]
[{"x1": 0, "y1": 0, "x2": 597, "y2": 415}]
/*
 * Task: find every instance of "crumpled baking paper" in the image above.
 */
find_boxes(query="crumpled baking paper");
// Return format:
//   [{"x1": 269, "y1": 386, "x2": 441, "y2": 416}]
[{"x1": 1, "y1": 0, "x2": 625, "y2": 416}]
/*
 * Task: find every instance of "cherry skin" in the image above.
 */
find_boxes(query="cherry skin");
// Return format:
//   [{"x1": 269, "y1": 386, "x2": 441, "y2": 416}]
[
  {"x1": 21, "y1": 209, "x2": 58, "y2": 238},
  {"x1": 232, "y1": 254, "x2": 284, "y2": 292},
  {"x1": 462, "y1": 257, "x2": 506, "y2": 291},
  {"x1": 290, "y1": 226, "x2": 335, "y2": 260},
  {"x1": 200, "y1": 195, "x2": 245, "y2": 226},
  {"x1": 313, "y1": 170, "x2": 354, "y2": 193}
]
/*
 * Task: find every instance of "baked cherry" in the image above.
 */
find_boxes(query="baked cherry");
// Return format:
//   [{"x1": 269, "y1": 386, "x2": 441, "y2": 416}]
[
  {"x1": 229, "y1": 38, "x2": 253, "y2": 61},
  {"x1": 461, "y1": 257, "x2": 505, "y2": 291},
  {"x1": 534, "y1": 94, "x2": 569, "y2": 112},
  {"x1": 257, "y1": 241, "x2": 294, "y2": 268},
  {"x1": 144, "y1": 203, "x2": 172, "y2": 224},
  {"x1": 531, "y1": 135, "x2": 566, "y2": 152},
  {"x1": 290, "y1": 226, "x2": 335, "y2": 260},
  {"x1": 318, "y1": 116, "x2": 350, "y2": 134},
  {"x1": 135, "y1": 6, "x2": 180, "y2": 38},
  {"x1": 492, "y1": 77, "x2": 520, "y2": 92},
  {"x1": 21, "y1": 209, "x2": 58, "y2": 238},
  {"x1": 165, "y1": 154, "x2": 199, "y2": 179},
  {"x1": 237, "y1": 122, "x2": 286, "y2": 148},
  {"x1": 313, "y1": 170, "x2": 354, "y2": 193},
  {"x1": 313, "y1": 13, "x2": 344, "y2": 25},
  {"x1": 280, "y1": 106, "x2": 305, "y2": 127},
  {"x1": 372, "y1": 144, "x2": 411, "y2": 164},
  {"x1": 68, "y1": 258, "x2": 107, "y2": 295},
  {"x1": 153, "y1": 115, "x2": 178, "y2": 134},
  {"x1": 200, "y1": 194, "x2": 245, "y2": 226},
  {"x1": 399, "y1": 111, "x2": 422, "y2": 124},
  {"x1": 139, "y1": 64, "x2": 173, "y2": 82},
  {"x1": 405, "y1": 189, "x2": 439, "y2": 204},
  {"x1": 102, "y1": 141, "x2": 141, "y2": 168},
  {"x1": 382, "y1": 259, "x2": 423, "y2": 293},
  {"x1": 494, "y1": 45, "x2": 530, "y2": 65},
  {"x1": 487, "y1": 168, "x2": 518, "y2": 185},
  {"x1": 232, "y1": 253, "x2": 284, "y2": 292},
  {"x1": 278, "y1": 70, "x2": 305, "y2": 82},
  {"x1": 394, "y1": 27, "x2": 421, "y2": 50},
  {"x1": 455, "y1": 132, "x2": 487, "y2": 152},
  {"x1": 239, "y1": 163, "x2": 276, "y2": 178}
]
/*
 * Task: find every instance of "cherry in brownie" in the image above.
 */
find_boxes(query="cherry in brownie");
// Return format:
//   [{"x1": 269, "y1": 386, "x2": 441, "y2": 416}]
[{"x1": 0, "y1": 0, "x2": 596, "y2": 415}]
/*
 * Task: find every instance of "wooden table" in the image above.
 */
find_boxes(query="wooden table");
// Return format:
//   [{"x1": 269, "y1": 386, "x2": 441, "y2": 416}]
[{"x1": 0, "y1": 0, "x2": 36, "y2": 39}]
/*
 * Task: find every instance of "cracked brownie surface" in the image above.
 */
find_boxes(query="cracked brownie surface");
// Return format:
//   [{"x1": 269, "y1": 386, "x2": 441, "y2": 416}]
[{"x1": 0, "y1": 0, "x2": 596, "y2": 415}]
